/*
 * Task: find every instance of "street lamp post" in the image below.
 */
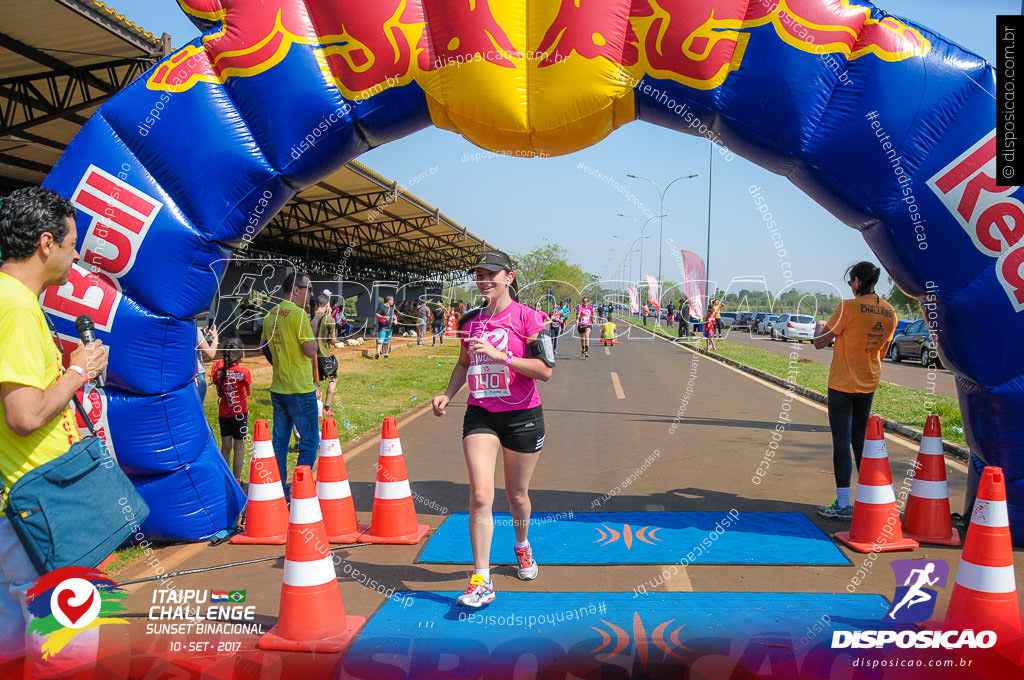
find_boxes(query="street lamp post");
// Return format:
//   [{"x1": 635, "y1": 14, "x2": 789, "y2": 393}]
[
  {"x1": 618, "y1": 214, "x2": 665, "y2": 322},
  {"x1": 627, "y1": 173, "x2": 699, "y2": 292}
]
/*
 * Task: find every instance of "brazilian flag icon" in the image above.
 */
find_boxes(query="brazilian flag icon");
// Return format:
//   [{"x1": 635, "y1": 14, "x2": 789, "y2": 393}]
[{"x1": 228, "y1": 591, "x2": 246, "y2": 603}]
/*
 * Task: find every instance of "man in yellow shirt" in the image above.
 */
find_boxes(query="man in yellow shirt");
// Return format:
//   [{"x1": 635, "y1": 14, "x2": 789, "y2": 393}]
[
  {"x1": 813, "y1": 262, "x2": 897, "y2": 519},
  {"x1": 0, "y1": 187, "x2": 107, "y2": 664},
  {"x1": 261, "y1": 266, "x2": 318, "y2": 495}
]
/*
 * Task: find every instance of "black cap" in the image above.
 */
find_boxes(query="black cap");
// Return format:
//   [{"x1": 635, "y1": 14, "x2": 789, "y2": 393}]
[{"x1": 470, "y1": 250, "x2": 513, "y2": 274}]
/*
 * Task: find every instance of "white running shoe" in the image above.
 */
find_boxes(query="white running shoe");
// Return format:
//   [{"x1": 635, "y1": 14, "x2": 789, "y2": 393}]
[
  {"x1": 456, "y1": 576, "x2": 496, "y2": 607},
  {"x1": 515, "y1": 545, "x2": 539, "y2": 580}
]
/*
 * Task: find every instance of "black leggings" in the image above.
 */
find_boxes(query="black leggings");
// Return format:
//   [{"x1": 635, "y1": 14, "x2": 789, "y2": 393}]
[{"x1": 827, "y1": 388, "x2": 875, "y2": 487}]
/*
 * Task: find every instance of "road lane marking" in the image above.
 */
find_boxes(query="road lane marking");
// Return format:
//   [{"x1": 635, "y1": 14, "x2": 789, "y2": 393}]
[
  {"x1": 604, "y1": 347, "x2": 610, "y2": 355},
  {"x1": 610, "y1": 372, "x2": 626, "y2": 400}
]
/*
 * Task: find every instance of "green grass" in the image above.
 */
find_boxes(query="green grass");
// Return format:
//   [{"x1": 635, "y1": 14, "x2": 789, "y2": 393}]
[
  {"x1": 626, "y1": 320, "x2": 966, "y2": 445},
  {"x1": 202, "y1": 342, "x2": 461, "y2": 483}
]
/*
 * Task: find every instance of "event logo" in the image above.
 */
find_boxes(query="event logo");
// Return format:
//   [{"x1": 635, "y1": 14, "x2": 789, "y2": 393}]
[
  {"x1": 593, "y1": 523, "x2": 664, "y2": 550},
  {"x1": 833, "y1": 558, "x2": 996, "y2": 650},
  {"x1": 885, "y1": 559, "x2": 948, "y2": 623},
  {"x1": 591, "y1": 612, "x2": 692, "y2": 666},
  {"x1": 26, "y1": 566, "x2": 128, "y2": 659}
]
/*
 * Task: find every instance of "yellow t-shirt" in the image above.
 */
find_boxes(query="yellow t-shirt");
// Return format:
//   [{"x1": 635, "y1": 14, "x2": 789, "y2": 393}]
[
  {"x1": 827, "y1": 295, "x2": 897, "y2": 393},
  {"x1": 602, "y1": 321, "x2": 616, "y2": 339},
  {"x1": 262, "y1": 300, "x2": 315, "y2": 394},
  {"x1": 0, "y1": 272, "x2": 80, "y2": 498}
]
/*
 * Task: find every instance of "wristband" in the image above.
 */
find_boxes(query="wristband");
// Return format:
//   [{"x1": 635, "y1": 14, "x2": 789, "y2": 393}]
[
  {"x1": 504, "y1": 351, "x2": 514, "y2": 366},
  {"x1": 67, "y1": 365, "x2": 87, "y2": 379}
]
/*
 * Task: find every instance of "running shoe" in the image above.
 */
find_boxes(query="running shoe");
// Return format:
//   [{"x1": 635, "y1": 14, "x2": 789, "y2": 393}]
[
  {"x1": 375, "y1": 353, "x2": 380, "y2": 360},
  {"x1": 384, "y1": 354, "x2": 390, "y2": 359},
  {"x1": 456, "y1": 576, "x2": 495, "y2": 607},
  {"x1": 514, "y1": 545, "x2": 539, "y2": 580},
  {"x1": 817, "y1": 499, "x2": 853, "y2": 520}
]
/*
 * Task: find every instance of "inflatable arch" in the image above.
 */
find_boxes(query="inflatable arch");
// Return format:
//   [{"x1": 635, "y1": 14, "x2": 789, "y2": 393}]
[{"x1": 40, "y1": 0, "x2": 1021, "y2": 541}]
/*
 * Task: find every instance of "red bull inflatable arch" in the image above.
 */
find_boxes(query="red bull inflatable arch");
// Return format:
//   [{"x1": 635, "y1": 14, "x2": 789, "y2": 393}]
[{"x1": 40, "y1": 0, "x2": 1022, "y2": 541}]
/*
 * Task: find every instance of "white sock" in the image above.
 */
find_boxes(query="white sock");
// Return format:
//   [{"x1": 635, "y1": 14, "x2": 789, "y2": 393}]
[
  {"x1": 474, "y1": 568, "x2": 490, "y2": 583},
  {"x1": 515, "y1": 540, "x2": 530, "y2": 550},
  {"x1": 837, "y1": 487, "x2": 852, "y2": 508}
]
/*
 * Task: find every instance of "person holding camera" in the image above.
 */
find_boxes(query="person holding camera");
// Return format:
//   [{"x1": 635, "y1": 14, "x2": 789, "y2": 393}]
[{"x1": 0, "y1": 188, "x2": 108, "y2": 667}]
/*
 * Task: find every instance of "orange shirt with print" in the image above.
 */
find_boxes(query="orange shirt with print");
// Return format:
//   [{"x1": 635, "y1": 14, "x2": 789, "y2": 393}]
[{"x1": 826, "y1": 295, "x2": 897, "y2": 393}]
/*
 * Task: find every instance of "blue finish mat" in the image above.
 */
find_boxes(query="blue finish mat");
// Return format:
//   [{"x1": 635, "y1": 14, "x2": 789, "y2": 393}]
[
  {"x1": 341, "y1": 591, "x2": 893, "y2": 677},
  {"x1": 417, "y1": 512, "x2": 850, "y2": 565}
]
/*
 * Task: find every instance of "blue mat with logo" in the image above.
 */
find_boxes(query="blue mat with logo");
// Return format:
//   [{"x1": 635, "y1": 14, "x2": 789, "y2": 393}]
[
  {"x1": 341, "y1": 591, "x2": 892, "y2": 676},
  {"x1": 416, "y1": 512, "x2": 850, "y2": 565}
]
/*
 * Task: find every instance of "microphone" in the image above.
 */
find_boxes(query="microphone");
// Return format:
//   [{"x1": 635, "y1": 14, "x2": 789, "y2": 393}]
[{"x1": 74, "y1": 315, "x2": 105, "y2": 388}]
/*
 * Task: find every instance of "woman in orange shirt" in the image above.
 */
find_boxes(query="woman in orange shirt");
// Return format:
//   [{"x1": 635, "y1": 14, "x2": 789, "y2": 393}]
[{"x1": 813, "y1": 262, "x2": 897, "y2": 519}]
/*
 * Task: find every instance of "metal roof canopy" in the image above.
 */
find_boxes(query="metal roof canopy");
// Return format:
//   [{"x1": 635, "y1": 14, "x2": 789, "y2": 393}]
[
  {"x1": 0, "y1": 0, "x2": 167, "y2": 192},
  {"x1": 0, "y1": 1, "x2": 496, "y2": 283},
  {"x1": 251, "y1": 161, "x2": 497, "y2": 284}
]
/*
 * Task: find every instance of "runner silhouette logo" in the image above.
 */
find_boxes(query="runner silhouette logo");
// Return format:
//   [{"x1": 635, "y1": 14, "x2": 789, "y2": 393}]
[{"x1": 886, "y1": 559, "x2": 949, "y2": 623}]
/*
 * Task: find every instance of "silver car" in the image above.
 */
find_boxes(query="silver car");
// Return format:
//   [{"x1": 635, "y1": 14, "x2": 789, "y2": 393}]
[{"x1": 772, "y1": 313, "x2": 815, "y2": 342}]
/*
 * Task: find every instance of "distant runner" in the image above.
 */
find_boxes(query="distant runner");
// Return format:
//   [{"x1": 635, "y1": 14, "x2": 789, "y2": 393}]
[{"x1": 576, "y1": 297, "x2": 595, "y2": 358}]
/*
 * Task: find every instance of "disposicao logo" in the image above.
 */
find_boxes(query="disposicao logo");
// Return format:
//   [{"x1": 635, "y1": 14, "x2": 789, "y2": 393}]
[
  {"x1": 831, "y1": 559, "x2": 997, "y2": 650},
  {"x1": 26, "y1": 566, "x2": 128, "y2": 658}
]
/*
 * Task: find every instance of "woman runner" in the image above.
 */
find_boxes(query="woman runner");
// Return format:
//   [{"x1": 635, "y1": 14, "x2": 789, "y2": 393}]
[
  {"x1": 576, "y1": 297, "x2": 595, "y2": 357},
  {"x1": 432, "y1": 251, "x2": 554, "y2": 607}
]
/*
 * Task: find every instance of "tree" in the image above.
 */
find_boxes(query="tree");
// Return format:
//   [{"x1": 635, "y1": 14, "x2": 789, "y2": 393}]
[
  {"x1": 886, "y1": 276, "x2": 919, "y2": 319},
  {"x1": 514, "y1": 240, "x2": 591, "y2": 305}
]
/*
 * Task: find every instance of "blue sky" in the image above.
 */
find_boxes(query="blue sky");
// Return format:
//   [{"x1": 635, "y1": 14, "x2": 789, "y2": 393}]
[{"x1": 120, "y1": 1, "x2": 1013, "y2": 295}]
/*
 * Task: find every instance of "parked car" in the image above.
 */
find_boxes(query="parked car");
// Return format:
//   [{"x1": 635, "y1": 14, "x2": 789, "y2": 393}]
[
  {"x1": 889, "y1": 319, "x2": 942, "y2": 368},
  {"x1": 720, "y1": 312, "x2": 738, "y2": 329},
  {"x1": 750, "y1": 312, "x2": 771, "y2": 333},
  {"x1": 758, "y1": 315, "x2": 780, "y2": 335},
  {"x1": 772, "y1": 313, "x2": 815, "y2": 342},
  {"x1": 733, "y1": 311, "x2": 755, "y2": 330}
]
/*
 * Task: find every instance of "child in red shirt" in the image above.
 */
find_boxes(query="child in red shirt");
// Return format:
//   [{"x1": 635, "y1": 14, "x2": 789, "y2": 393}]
[{"x1": 211, "y1": 338, "x2": 251, "y2": 481}]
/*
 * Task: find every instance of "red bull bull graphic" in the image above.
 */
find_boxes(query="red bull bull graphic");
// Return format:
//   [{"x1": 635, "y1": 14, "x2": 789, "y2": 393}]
[{"x1": 39, "y1": 0, "x2": 1024, "y2": 547}]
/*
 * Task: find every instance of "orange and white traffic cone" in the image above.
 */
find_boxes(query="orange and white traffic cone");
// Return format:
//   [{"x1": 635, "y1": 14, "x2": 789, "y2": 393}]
[
  {"x1": 358, "y1": 417, "x2": 429, "y2": 544},
  {"x1": 258, "y1": 466, "x2": 365, "y2": 652},
  {"x1": 445, "y1": 309, "x2": 458, "y2": 338},
  {"x1": 901, "y1": 415, "x2": 961, "y2": 546},
  {"x1": 835, "y1": 416, "x2": 919, "y2": 553},
  {"x1": 317, "y1": 418, "x2": 364, "y2": 543},
  {"x1": 944, "y1": 466, "x2": 1022, "y2": 640},
  {"x1": 231, "y1": 419, "x2": 288, "y2": 545}
]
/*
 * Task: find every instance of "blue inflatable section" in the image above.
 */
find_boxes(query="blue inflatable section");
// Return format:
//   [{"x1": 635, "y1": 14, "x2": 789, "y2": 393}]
[{"x1": 37, "y1": 0, "x2": 1022, "y2": 541}]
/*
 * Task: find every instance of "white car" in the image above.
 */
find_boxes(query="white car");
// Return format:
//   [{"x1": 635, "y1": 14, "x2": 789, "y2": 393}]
[{"x1": 772, "y1": 313, "x2": 815, "y2": 342}]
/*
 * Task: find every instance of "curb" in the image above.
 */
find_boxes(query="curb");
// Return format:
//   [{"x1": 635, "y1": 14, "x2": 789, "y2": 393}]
[{"x1": 629, "y1": 322, "x2": 971, "y2": 464}]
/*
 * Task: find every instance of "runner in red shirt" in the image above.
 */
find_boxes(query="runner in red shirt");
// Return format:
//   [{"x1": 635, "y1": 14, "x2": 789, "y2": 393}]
[{"x1": 211, "y1": 338, "x2": 251, "y2": 481}]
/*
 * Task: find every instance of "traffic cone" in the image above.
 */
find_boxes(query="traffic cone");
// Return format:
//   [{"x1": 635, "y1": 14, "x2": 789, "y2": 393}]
[
  {"x1": 317, "y1": 418, "x2": 365, "y2": 543},
  {"x1": 231, "y1": 419, "x2": 288, "y2": 545},
  {"x1": 901, "y1": 415, "x2": 961, "y2": 546},
  {"x1": 445, "y1": 309, "x2": 457, "y2": 338},
  {"x1": 944, "y1": 466, "x2": 1022, "y2": 639},
  {"x1": 358, "y1": 417, "x2": 429, "y2": 544},
  {"x1": 258, "y1": 466, "x2": 365, "y2": 652},
  {"x1": 835, "y1": 417, "x2": 919, "y2": 553}
]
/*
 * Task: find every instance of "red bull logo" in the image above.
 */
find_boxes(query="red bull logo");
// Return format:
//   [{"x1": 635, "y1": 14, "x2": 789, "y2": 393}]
[
  {"x1": 928, "y1": 131, "x2": 1024, "y2": 311},
  {"x1": 146, "y1": 0, "x2": 932, "y2": 156},
  {"x1": 149, "y1": 1, "x2": 930, "y2": 95}
]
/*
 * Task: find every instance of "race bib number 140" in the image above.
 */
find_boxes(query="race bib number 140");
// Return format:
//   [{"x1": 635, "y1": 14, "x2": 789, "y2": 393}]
[{"x1": 468, "y1": 362, "x2": 511, "y2": 399}]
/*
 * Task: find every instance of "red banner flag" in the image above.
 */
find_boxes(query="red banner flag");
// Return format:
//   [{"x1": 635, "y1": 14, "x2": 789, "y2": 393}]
[
  {"x1": 644, "y1": 275, "x2": 660, "y2": 314},
  {"x1": 626, "y1": 286, "x2": 639, "y2": 314},
  {"x1": 679, "y1": 250, "x2": 706, "y2": 320}
]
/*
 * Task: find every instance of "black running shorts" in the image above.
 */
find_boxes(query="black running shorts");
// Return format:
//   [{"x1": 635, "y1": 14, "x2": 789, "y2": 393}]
[
  {"x1": 317, "y1": 355, "x2": 338, "y2": 380},
  {"x1": 218, "y1": 414, "x2": 248, "y2": 440},
  {"x1": 462, "y1": 405, "x2": 545, "y2": 453}
]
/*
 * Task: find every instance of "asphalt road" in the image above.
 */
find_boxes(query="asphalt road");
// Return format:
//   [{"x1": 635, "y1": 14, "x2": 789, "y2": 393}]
[
  {"x1": 110, "y1": 331, "x2": 1019, "y2": 677},
  {"x1": 667, "y1": 323, "x2": 959, "y2": 399}
]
